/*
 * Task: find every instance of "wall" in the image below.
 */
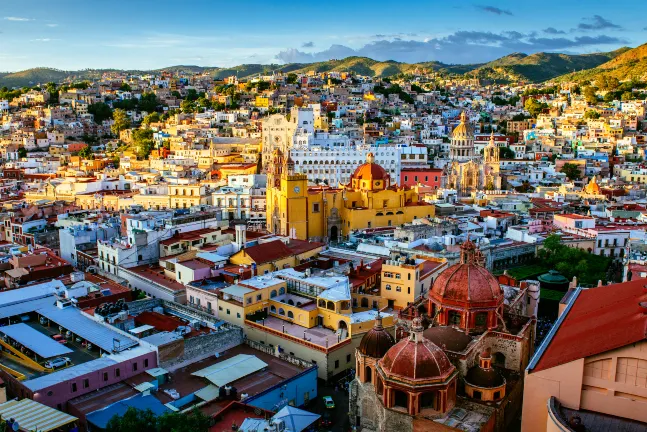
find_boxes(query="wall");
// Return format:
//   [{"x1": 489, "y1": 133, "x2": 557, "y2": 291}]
[
  {"x1": 244, "y1": 366, "x2": 318, "y2": 411},
  {"x1": 161, "y1": 327, "x2": 243, "y2": 371}
]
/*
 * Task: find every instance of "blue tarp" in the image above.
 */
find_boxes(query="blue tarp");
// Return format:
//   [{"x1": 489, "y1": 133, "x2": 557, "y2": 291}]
[
  {"x1": 86, "y1": 394, "x2": 170, "y2": 430},
  {"x1": 0, "y1": 323, "x2": 72, "y2": 358}
]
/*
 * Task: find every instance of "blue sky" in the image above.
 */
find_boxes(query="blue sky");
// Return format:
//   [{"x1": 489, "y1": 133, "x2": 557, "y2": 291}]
[{"x1": 1, "y1": 0, "x2": 645, "y2": 71}]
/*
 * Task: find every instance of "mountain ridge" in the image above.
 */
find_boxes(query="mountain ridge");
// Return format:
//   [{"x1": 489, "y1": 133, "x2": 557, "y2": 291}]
[{"x1": 0, "y1": 47, "x2": 637, "y2": 88}]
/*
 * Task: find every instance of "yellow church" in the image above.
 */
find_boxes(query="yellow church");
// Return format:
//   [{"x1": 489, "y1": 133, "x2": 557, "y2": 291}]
[{"x1": 266, "y1": 150, "x2": 435, "y2": 241}]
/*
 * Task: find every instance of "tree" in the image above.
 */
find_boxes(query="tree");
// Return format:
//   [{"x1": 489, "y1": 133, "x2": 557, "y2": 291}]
[
  {"x1": 119, "y1": 82, "x2": 132, "y2": 92},
  {"x1": 138, "y1": 93, "x2": 160, "y2": 113},
  {"x1": 180, "y1": 99, "x2": 195, "y2": 113},
  {"x1": 88, "y1": 102, "x2": 113, "y2": 124},
  {"x1": 186, "y1": 89, "x2": 199, "y2": 101},
  {"x1": 583, "y1": 86, "x2": 599, "y2": 105},
  {"x1": 17, "y1": 147, "x2": 27, "y2": 158},
  {"x1": 583, "y1": 110, "x2": 600, "y2": 120},
  {"x1": 286, "y1": 73, "x2": 298, "y2": 84},
  {"x1": 111, "y1": 109, "x2": 131, "y2": 136},
  {"x1": 524, "y1": 98, "x2": 547, "y2": 118},
  {"x1": 621, "y1": 91, "x2": 634, "y2": 101},
  {"x1": 106, "y1": 407, "x2": 210, "y2": 432},
  {"x1": 560, "y1": 163, "x2": 582, "y2": 181},
  {"x1": 142, "y1": 112, "x2": 161, "y2": 125},
  {"x1": 499, "y1": 146, "x2": 515, "y2": 159},
  {"x1": 132, "y1": 128, "x2": 155, "y2": 160},
  {"x1": 78, "y1": 145, "x2": 93, "y2": 159}
]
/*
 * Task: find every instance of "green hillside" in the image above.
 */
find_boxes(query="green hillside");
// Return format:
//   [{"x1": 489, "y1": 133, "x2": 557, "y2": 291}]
[
  {"x1": 557, "y1": 43, "x2": 647, "y2": 83},
  {"x1": 469, "y1": 49, "x2": 629, "y2": 83}
]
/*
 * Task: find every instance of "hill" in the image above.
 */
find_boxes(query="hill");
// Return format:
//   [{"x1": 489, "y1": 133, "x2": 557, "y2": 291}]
[
  {"x1": 468, "y1": 49, "x2": 629, "y2": 83},
  {"x1": 557, "y1": 43, "x2": 647, "y2": 83}
]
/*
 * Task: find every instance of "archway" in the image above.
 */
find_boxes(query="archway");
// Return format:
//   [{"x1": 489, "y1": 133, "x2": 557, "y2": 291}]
[
  {"x1": 365, "y1": 366, "x2": 372, "y2": 383},
  {"x1": 393, "y1": 390, "x2": 408, "y2": 411},
  {"x1": 330, "y1": 225, "x2": 339, "y2": 242},
  {"x1": 493, "y1": 352, "x2": 506, "y2": 368}
]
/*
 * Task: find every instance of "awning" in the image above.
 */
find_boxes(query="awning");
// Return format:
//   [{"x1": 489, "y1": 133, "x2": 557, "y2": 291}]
[
  {"x1": 145, "y1": 367, "x2": 169, "y2": 378},
  {"x1": 0, "y1": 323, "x2": 72, "y2": 359},
  {"x1": 194, "y1": 384, "x2": 219, "y2": 402},
  {"x1": 272, "y1": 406, "x2": 320, "y2": 432},
  {"x1": 0, "y1": 399, "x2": 78, "y2": 432},
  {"x1": 192, "y1": 354, "x2": 267, "y2": 387},
  {"x1": 134, "y1": 382, "x2": 156, "y2": 392}
]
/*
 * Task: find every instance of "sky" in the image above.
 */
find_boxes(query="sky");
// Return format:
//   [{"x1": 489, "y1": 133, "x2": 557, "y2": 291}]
[{"x1": 1, "y1": 0, "x2": 646, "y2": 71}]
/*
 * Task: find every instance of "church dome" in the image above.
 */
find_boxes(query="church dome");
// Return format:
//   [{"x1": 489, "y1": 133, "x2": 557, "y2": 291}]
[
  {"x1": 451, "y1": 111, "x2": 473, "y2": 138},
  {"x1": 379, "y1": 317, "x2": 455, "y2": 383},
  {"x1": 358, "y1": 313, "x2": 395, "y2": 358},
  {"x1": 430, "y1": 240, "x2": 503, "y2": 307},
  {"x1": 350, "y1": 153, "x2": 390, "y2": 190}
]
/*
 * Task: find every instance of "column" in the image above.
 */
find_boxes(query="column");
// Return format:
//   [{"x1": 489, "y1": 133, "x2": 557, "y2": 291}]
[{"x1": 409, "y1": 393, "x2": 418, "y2": 416}]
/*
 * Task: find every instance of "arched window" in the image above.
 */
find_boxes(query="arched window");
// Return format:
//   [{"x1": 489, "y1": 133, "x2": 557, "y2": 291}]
[
  {"x1": 365, "y1": 366, "x2": 372, "y2": 383},
  {"x1": 361, "y1": 297, "x2": 368, "y2": 308},
  {"x1": 326, "y1": 301, "x2": 335, "y2": 311},
  {"x1": 318, "y1": 299, "x2": 326, "y2": 308},
  {"x1": 278, "y1": 308, "x2": 285, "y2": 316},
  {"x1": 475, "y1": 312, "x2": 488, "y2": 327},
  {"x1": 448, "y1": 310, "x2": 461, "y2": 326},
  {"x1": 288, "y1": 299, "x2": 294, "y2": 306},
  {"x1": 419, "y1": 392, "x2": 436, "y2": 412},
  {"x1": 270, "y1": 305, "x2": 276, "y2": 313},
  {"x1": 584, "y1": 358, "x2": 612, "y2": 380},
  {"x1": 279, "y1": 287, "x2": 286, "y2": 295},
  {"x1": 287, "y1": 311, "x2": 294, "y2": 319},
  {"x1": 270, "y1": 290, "x2": 277, "y2": 298}
]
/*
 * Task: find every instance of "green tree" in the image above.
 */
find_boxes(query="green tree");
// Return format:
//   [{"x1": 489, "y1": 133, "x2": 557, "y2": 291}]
[
  {"x1": 286, "y1": 73, "x2": 298, "y2": 84},
  {"x1": 186, "y1": 89, "x2": 199, "y2": 101},
  {"x1": 111, "y1": 108, "x2": 131, "y2": 136},
  {"x1": 180, "y1": 99, "x2": 195, "y2": 113},
  {"x1": 119, "y1": 82, "x2": 132, "y2": 92},
  {"x1": 583, "y1": 86, "x2": 599, "y2": 105},
  {"x1": 17, "y1": 147, "x2": 27, "y2": 158},
  {"x1": 499, "y1": 146, "x2": 515, "y2": 159},
  {"x1": 560, "y1": 163, "x2": 582, "y2": 181},
  {"x1": 583, "y1": 110, "x2": 600, "y2": 120},
  {"x1": 142, "y1": 112, "x2": 161, "y2": 125},
  {"x1": 105, "y1": 407, "x2": 209, "y2": 432},
  {"x1": 138, "y1": 93, "x2": 160, "y2": 113},
  {"x1": 88, "y1": 102, "x2": 113, "y2": 124},
  {"x1": 78, "y1": 145, "x2": 93, "y2": 159},
  {"x1": 621, "y1": 91, "x2": 634, "y2": 101},
  {"x1": 132, "y1": 128, "x2": 155, "y2": 160},
  {"x1": 524, "y1": 98, "x2": 547, "y2": 118}
]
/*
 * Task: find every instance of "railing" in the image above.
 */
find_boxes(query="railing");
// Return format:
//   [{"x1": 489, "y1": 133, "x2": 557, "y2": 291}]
[{"x1": 244, "y1": 319, "x2": 351, "y2": 354}]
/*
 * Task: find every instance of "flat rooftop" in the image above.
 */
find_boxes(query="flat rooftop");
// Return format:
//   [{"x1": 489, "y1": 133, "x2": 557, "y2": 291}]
[
  {"x1": 147, "y1": 344, "x2": 307, "y2": 405},
  {"x1": 251, "y1": 315, "x2": 343, "y2": 348},
  {"x1": 128, "y1": 264, "x2": 186, "y2": 292}
]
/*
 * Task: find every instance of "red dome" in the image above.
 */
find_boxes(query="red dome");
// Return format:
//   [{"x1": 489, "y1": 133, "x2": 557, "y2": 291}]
[
  {"x1": 359, "y1": 314, "x2": 395, "y2": 358},
  {"x1": 379, "y1": 319, "x2": 455, "y2": 382},
  {"x1": 430, "y1": 239, "x2": 503, "y2": 307},
  {"x1": 431, "y1": 263, "x2": 503, "y2": 306},
  {"x1": 351, "y1": 153, "x2": 390, "y2": 187}
]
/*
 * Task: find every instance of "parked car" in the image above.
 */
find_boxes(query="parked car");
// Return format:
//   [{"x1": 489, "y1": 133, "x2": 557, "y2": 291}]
[
  {"x1": 323, "y1": 395, "x2": 335, "y2": 409},
  {"x1": 52, "y1": 334, "x2": 67, "y2": 344},
  {"x1": 45, "y1": 357, "x2": 70, "y2": 369}
]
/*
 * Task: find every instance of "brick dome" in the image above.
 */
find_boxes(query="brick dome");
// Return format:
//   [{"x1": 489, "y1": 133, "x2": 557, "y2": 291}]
[
  {"x1": 430, "y1": 240, "x2": 503, "y2": 307},
  {"x1": 379, "y1": 317, "x2": 455, "y2": 383},
  {"x1": 358, "y1": 313, "x2": 395, "y2": 358}
]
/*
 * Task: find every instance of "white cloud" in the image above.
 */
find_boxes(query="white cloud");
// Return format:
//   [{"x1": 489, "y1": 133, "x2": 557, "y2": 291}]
[
  {"x1": 46, "y1": 23, "x2": 58, "y2": 28},
  {"x1": 4, "y1": 16, "x2": 34, "y2": 21}
]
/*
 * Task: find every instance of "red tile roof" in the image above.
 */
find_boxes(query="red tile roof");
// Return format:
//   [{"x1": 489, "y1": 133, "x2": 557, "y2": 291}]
[
  {"x1": 241, "y1": 240, "x2": 294, "y2": 264},
  {"x1": 531, "y1": 280, "x2": 647, "y2": 373}
]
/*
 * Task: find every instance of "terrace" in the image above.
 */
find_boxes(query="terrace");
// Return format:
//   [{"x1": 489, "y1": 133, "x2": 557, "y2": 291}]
[{"x1": 246, "y1": 315, "x2": 347, "y2": 351}]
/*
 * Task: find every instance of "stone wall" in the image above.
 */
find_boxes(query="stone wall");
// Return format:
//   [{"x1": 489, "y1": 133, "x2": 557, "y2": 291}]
[
  {"x1": 244, "y1": 339, "x2": 315, "y2": 370},
  {"x1": 127, "y1": 298, "x2": 162, "y2": 315},
  {"x1": 161, "y1": 326, "x2": 244, "y2": 371},
  {"x1": 350, "y1": 379, "x2": 413, "y2": 432}
]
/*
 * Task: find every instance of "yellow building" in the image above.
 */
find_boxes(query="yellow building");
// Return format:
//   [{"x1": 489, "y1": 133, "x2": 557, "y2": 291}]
[
  {"x1": 266, "y1": 151, "x2": 435, "y2": 241},
  {"x1": 380, "y1": 256, "x2": 447, "y2": 310},
  {"x1": 229, "y1": 238, "x2": 323, "y2": 275},
  {"x1": 169, "y1": 184, "x2": 209, "y2": 209}
]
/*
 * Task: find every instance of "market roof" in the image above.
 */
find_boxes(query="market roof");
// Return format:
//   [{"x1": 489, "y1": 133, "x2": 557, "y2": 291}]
[
  {"x1": 38, "y1": 305, "x2": 138, "y2": 353},
  {"x1": 0, "y1": 280, "x2": 64, "y2": 308},
  {"x1": 0, "y1": 323, "x2": 73, "y2": 359},
  {"x1": 194, "y1": 384, "x2": 220, "y2": 402},
  {"x1": 0, "y1": 398, "x2": 78, "y2": 432},
  {"x1": 272, "y1": 406, "x2": 321, "y2": 432},
  {"x1": 192, "y1": 354, "x2": 267, "y2": 387}
]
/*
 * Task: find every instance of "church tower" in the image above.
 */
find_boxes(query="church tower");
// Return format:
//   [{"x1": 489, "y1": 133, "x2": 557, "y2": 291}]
[{"x1": 450, "y1": 112, "x2": 475, "y2": 161}]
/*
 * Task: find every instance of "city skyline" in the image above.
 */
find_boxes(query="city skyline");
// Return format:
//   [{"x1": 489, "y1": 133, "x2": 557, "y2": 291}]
[{"x1": 1, "y1": 0, "x2": 646, "y2": 71}]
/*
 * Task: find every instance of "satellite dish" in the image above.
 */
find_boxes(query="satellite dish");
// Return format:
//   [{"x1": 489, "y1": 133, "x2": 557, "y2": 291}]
[{"x1": 12, "y1": 421, "x2": 19, "y2": 431}]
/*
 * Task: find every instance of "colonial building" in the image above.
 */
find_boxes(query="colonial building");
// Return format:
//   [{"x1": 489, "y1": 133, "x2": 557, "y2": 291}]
[
  {"x1": 444, "y1": 113, "x2": 502, "y2": 196},
  {"x1": 266, "y1": 150, "x2": 434, "y2": 242},
  {"x1": 350, "y1": 239, "x2": 539, "y2": 431}
]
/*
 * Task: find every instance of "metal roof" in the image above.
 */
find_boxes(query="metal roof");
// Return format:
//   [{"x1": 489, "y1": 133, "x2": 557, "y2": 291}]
[
  {"x1": 0, "y1": 398, "x2": 77, "y2": 432},
  {"x1": 0, "y1": 323, "x2": 73, "y2": 359},
  {"x1": 23, "y1": 357, "x2": 117, "y2": 391},
  {"x1": 0, "y1": 297, "x2": 56, "y2": 320},
  {"x1": 86, "y1": 394, "x2": 170, "y2": 430},
  {"x1": 134, "y1": 382, "x2": 156, "y2": 392},
  {"x1": 221, "y1": 285, "x2": 255, "y2": 297},
  {"x1": 0, "y1": 280, "x2": 64, "y2": 308},
  {"x1": 145, "y1": 367, "x2": 168, "y2": 378},
  {"x1": 37, "y1": 306, "x2": 138, "y2": 353},
  {"x1": 192, "y1": 354, "x2": 267, "y2": 387},
  {"x1": 272, "y1": 406, "x2": 321, "y2": 432},
  {"x1": 194, "y1": 384, "x2": 220, "y2": 402}
]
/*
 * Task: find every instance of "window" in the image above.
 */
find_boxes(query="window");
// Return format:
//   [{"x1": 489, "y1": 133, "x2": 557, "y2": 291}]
[
  {"x1": 335, "y1": 360, "x2": 340, "y2": 369},
  {"x1": 246, "y1": 297, "x2": 252, "y2": 304},
  {"x1": 103, "y1": 372, "x2": 109, "y2": 382},
  {"x1": 237, "y1": 312, "x2": 241, "y2": 318},
  {"x1": 408, "y1": 274, "x2": 411, "y2": 280},
  {"x1": 83, "y1": 378, "x2": 89, "y2": 389},
  {"x1": 115, "y1": 368, "x2": 121, "y2": 378},
  {"x1": 132, "y1": 363, "x2": 138, "y2": 372},
  {"x1": 71, "y1": 382, "x2": 77, "y2": 392},
  {"x1": 347, "y1": 354, "x2": 351, "y2": 363},
  {"x1": 227, "y1": 309, "x2": 231, "y2": 315},
  {"x1": 615, "y1": 357, "x2": 647, "y2": 387},
  {"x1": 386, "y1": 284, "x2": 392, "y2": 290},
  {"x1": 144, "y1": 359, "x2": 149, "y2": 368},
  {"x1": 256, "y1": 294, "x2": 262, "y2": 301},
  {"x1": 313, "y1": 203, "x2": 320, "y2": 213},
  {"x1": 395, "y1": 273, "x2": 401, "y2": 279}
]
